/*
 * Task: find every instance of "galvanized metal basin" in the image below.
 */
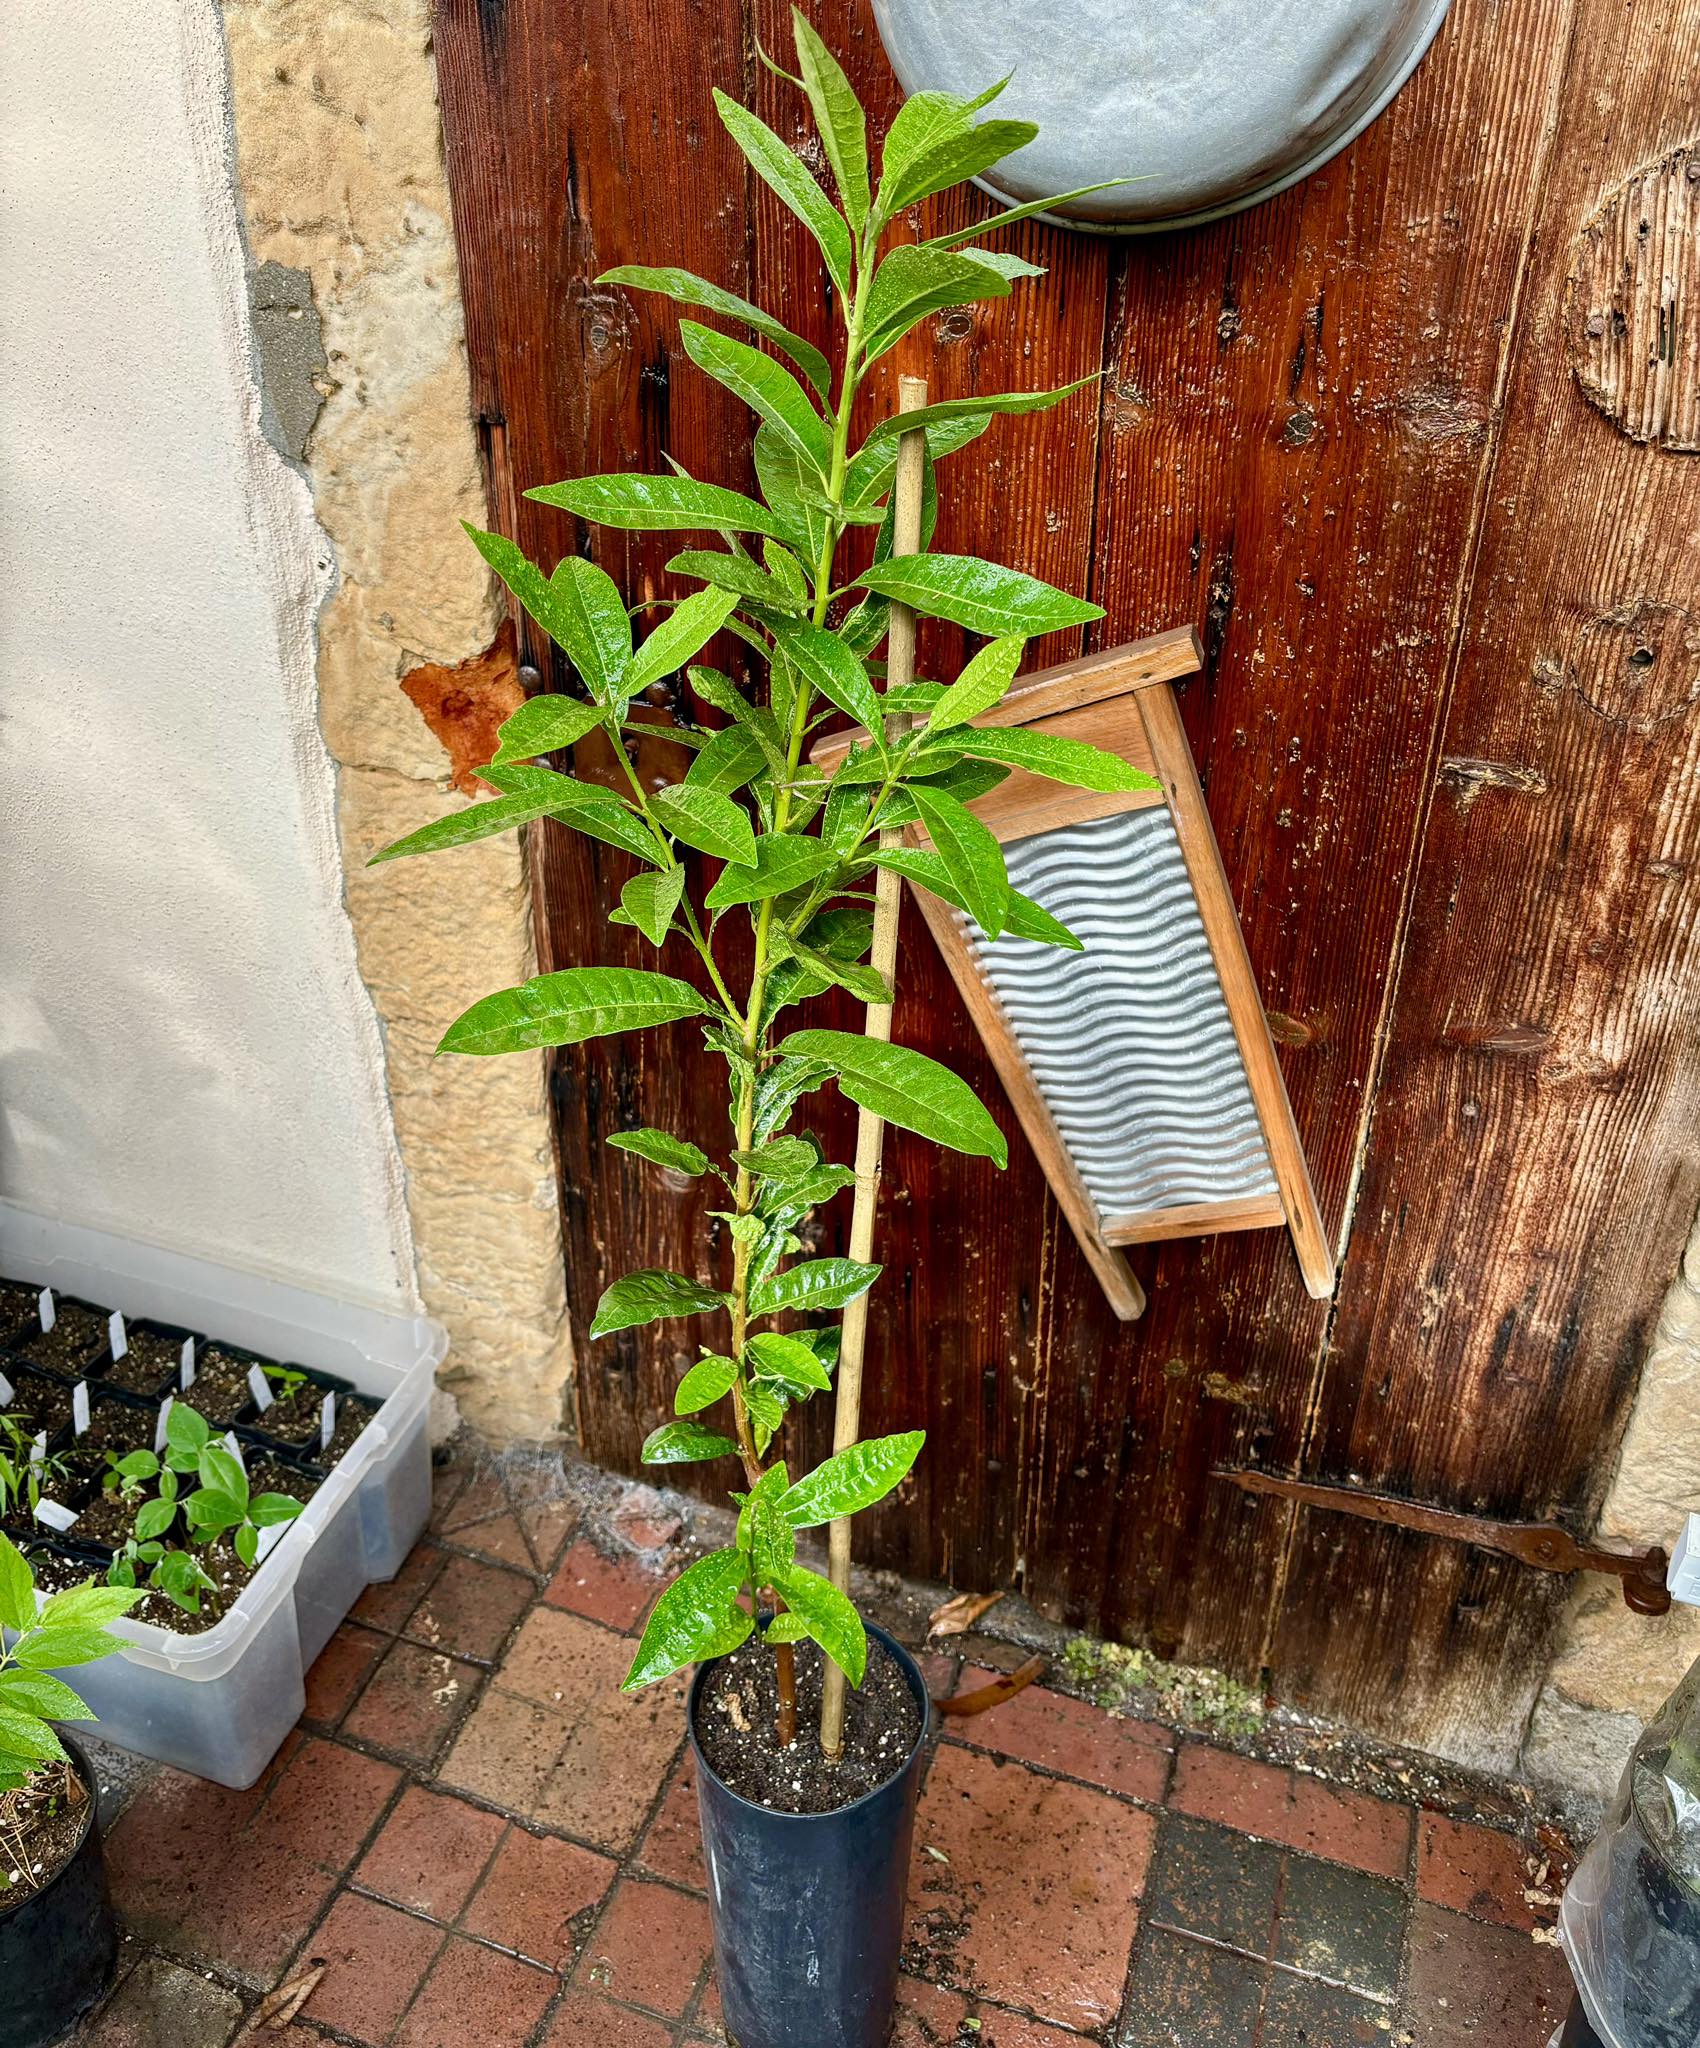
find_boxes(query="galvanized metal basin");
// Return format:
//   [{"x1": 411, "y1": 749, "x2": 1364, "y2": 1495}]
[{"x1": 871, "y1": 0, "x2": 1452, "y2": 231}]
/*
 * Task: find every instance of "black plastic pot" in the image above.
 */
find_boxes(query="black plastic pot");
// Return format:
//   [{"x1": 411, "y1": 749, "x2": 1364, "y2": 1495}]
[
  {"x1": 0, "y1": 1732, "x2": 118, "y2": 2048},
  {"x1": 1559, "y1": 1995, "x2": 1606, "y2": 2048},
  {"x1": 689, "y1": 1622, "x2": 929, "y2": 2048}
]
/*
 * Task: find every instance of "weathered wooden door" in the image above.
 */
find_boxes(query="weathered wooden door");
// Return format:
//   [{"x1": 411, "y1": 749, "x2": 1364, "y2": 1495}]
[{"x1": 434, "y1": 0, "x2": 1700, "y2": 1759}]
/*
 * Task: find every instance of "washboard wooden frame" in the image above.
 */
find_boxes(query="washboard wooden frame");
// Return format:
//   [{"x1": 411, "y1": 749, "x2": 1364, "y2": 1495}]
[{"x1": 814, "y1": 628, "x2": 1333, "y2": 1321}]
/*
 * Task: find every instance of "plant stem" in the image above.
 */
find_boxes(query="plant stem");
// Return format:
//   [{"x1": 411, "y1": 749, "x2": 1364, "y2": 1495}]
[{"x1": 819, "y1": 374, "x2": 929, "y2": 1760}]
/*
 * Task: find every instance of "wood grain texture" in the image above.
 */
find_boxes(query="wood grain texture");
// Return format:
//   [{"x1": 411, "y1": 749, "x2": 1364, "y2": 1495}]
[{"x1": 432, "y1": 0, "x2": 1700, "y2": 1754}]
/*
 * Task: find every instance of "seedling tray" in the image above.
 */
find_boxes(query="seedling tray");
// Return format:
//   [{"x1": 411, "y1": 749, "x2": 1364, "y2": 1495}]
[{"x1": 0, "y1": 1202, "x2": 445, "y2": 1788}]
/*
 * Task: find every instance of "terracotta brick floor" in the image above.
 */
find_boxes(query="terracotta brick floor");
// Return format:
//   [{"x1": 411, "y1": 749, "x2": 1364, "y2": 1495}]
[{"x1": 69, "y1": 1446, "x2": 1579, "y2": 2047}]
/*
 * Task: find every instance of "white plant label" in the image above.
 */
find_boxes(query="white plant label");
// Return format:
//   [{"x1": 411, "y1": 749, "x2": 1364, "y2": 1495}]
[
  {"x1": 222, "y1": 1431, "x2": 246, "y2": 1476},
  {"x1": 248, "y1": 1363, "x2": 274, "y2": 1413},
  {"x1": 0, "y1": 1371, "x2": 12, "y2": 1409},
  {"x1": 155, "y1": 1397, "x2": 174, "y2": 1453},
  {"x1": 29, "y1": 1431, "x2": 46, "y2": 1471},
  {"x1": 255, "y1": 1521, "x2": 289, "y2": 1565},
  {"x1": 38, "y1": 1289, "x2": 54, "y2": 1332},
  {"x1": 180, "y1": 1337, "x2": 196, "y2": 1389},
  {"x1": 71, "y1": 1380, "x2": 91, "y2": 1435},
  {"x1": 33, "y1": 1499, "x2": 77, "y2": 1534},
  {"x1": 108, "y1": 1311, "x2": 128, "y2": 1361},
  {"x1": 319, "y1": 1392, "x2": 337, "y2": 1453}
]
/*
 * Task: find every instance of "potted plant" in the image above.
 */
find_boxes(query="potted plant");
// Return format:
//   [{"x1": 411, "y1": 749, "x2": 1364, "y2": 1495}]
[
  {"x1": 375, "y1": 19, "x2": 1146, "y2": 2045},
  {"x1": 0, "y1": 1533, "x2": 141, "y2": 2048}
]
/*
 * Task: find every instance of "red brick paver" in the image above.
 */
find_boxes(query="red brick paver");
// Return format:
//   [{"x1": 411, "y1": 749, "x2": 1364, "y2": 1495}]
[
  {"x1": 575, "y1": 1878, "x2": 714, "y2": 2019},
  {"x1": 1405, "y1": 1901, "x2": 1573, "y2": 2045},
  {"x1": 303, "y1": 1891, "x2": 443, "y2": 2043},
  {"x1": 391, "y1": 1935, "x2": 555, "y2": 2048},
  {"x1": 407, "y1": 1551, "x2": 536, "y2": 1663},
  {"x1": 343, "y1": 1637, "x2": 483, "y2": 1764},
  {"x1": 951, "y1": 1666, "x2": 1173, "y2": 1802},
  {"x1": 302, "y1": 1620, "x2": 387, "y2": 1727},
  {"x1": 1418, "y1": 1811, "x2": 1543, "y2": 1932},
  {"x1": 462, "y1": 1824, "x2": 617, "y2": 1966},
  {"x1": 355, "y1": 1782, "x2": 505, "y2": 1920},
  {"x1": 1169, "y1": 1743, "x2": 1412, "y2": 1881},
  {"x1": 636, "y1": 1758, "x2": 707, "y2": 1891},
  {"x1": 542, "y1": 1992, "x2": 674, "y2": 2047},
  {"x1": 545, "y1": 1537, "x2": 666, "y2": 1632}
]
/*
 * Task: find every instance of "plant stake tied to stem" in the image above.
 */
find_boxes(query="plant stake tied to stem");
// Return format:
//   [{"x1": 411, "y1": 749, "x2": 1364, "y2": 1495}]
[{"x1": 374, "y1": 13, "x2": 1152, "y2": 1763}]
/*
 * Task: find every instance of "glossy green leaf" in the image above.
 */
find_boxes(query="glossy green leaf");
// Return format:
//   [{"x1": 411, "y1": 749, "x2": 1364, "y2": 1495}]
[
  {"x1": 598, "y1": 264, "x2": 832, "y2": 400},
  {"x1": 870, "y1": 847, "x2": 1080, "y2": 950},
  {"x1": 732, "y1": 1136, "x2": 817, "y2": 1181},
  {"x1": 0, "y1": 1534, "x2": 32, "y2": 1633},
  {"x1": 684, "y1": 723, "x2": 768, "y2": 797},
  {"x1": 640, "y1": 1420, "x2": 740, "y2": 1465},
  {"x1": 197, "y1": 1444, "x2": 248, "y2": 1505},
  {"x1": 713, "y1": 91, "x2": 852, "y2": 295},
  {"x1": 876, "y1": 86, "x2": 994, "y2": 212},
  {"x1": 133, "y1": 1497, "x2": 176, "y2": 1541},
  {"x1": 440, "y1": 967, "x2": 714, "y2": 1057},
  {"x1": 771, "y1": 1562, "x2": 866, "y2": 1684},
  {"x1": 626, "y1": 585, "x2": 741, "y2": 697},
  {"x1": 745, "y1": 1332, "x2": 833, "y2": 1394},
  {"x1": 765, "y1": 617, "x2": 882, "y2": 734},
  {"x1": 164, "y1": 1404, "x2": 210, "y2": 1458},
  {"x1": 779, "y1": 1430, "x2": 925, "y2": 1528},
  {"x1": 928, "y1": 635, "x2": 1025, "y2": 730},
  {"x1": 943, "y1": 725, "x2": 1162, "y2": 794},
  {"x1": 674, "y1": 1353, "x2": 740, "y2": 1415},
  {"x1": 884, "y1": 118, "x2": 1038, "y2": 214},
  {"x1": 590, "y1": 1269, "x2": 728, "y2": 1338},
  {"x1": 185, "y1": 1489, "x2": 243, "y2": 1536},
  {"x1": 36, "y1": 1581, "x2": 144, "y2": 1629},
  {"x1": 250, "y1": 1493, "x2": 304, "y2": 1529},
  {"x1": 930, "y1": 180, "x2": 1134, "y2": 249},
  {"x1": 0, "y1": 1669, "x2": 88, "y2": 1723},
  {"x1": 856, "y1": 554, "x2": 1101, "y2": 637},
  {"x1": 649, "y1": 784, "x2": 758, "y2": 867},
  {"x1": 623, "y1": 1547, "x2": 752, "y2": 1691},
  {"x1": 480, "y1": 765, "x2": 662, "y2": 866},
  {"x1": 738, "y1": 1461, "x2": 797, "y2": 1581},
  {"x1": 490, "y1": 694, "x2": 607, "y2": 766},
  {"x1": 907, "y1": 784, "x2": 1009, "y2": 939},
  {"x1": 778, "y1": 1029, "x2": 1007, "y2": 1164},
  {"x1": 791, "y1": 8, "x2": 868, "y2": 229},
  {"x1": 748, "y1": 1257, "x2": 881, "y2": 1318},
  {"x1": 0, "y1": 1707, "x2": 64, "y2": 1763},
  {"x1": 842, "y1": 414, "x2": 990, "y2": 517},
  {"x1": 613, "y1": 866, "x2": 687, "y2": 946},
  {"x1": 680, "y1": 323, "x2": 830, "y2": 478},
  {"x1": 368, "y1": 787, "x2": 574, "y2": 865},
  {"x1": 753, "y1": 422, "x2": 829, "y2": 565},
  {"x1": 528, "y1": 473, "x2": 784, "y2": 538},
  {"x1": 15, "y1": 1625, "x2": 128, "y2": 1670},
  {"x1": 462, "y1": 529, "x2": 631, "y2": 700},
  {"x1": 856, "y1": 375, "x2": 1097, "y2": 455},
  {"x1": 862, "y1": 245, "x2": 1014, "y2": 361},
  {"x1": 666, "y1": 549, "x2": 804, "y2": 612},
  {"x1": 764, "y1": 1611, "x2": 810, "y2": 1645},
  {"x1": 704, "y1": 836, "x2": 838, "y2": 909},
  {"x1": 787, "y1": 942, "x2": 892, "y2": 1005},
  {"x1": 607, "y1": 1128, "x2": 709, "y2": 1176}
]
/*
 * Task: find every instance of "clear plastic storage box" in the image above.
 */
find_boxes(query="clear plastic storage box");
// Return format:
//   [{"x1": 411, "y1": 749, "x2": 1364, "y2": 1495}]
[{"x1": 0, "y1": 1202, "x2": 445, "y2": 1787}]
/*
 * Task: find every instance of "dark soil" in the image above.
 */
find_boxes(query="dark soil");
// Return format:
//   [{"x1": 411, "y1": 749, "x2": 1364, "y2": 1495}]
[
  {"x1": 696, "y1": 1636, "x2": 923, "y2": 1815},
  {"x1": 0, "y1": 1282, "x2": 39, "y2": 1343},
  {"x1": 184, "y1": 1348, "x2": 267, "y2": 1427},
  {"x1": 246, "y1": 1377, "x2": 368, "y2": 1453},
  {"x1": 17, "y1": 1546, "x2": 103, "y2": 1600},
  {"x1": 2, "y1": 1373, "x2": 75, "y2": 1444},
  {"x1": 98, "y1": 1328, "x2": 180, "y2": 1401},
  {"x1": 129, "y1": 1552, "x2": 244, "y2": 1634},
  {"x1": 243, "y1": 1454, "x2": 318, "y2": 1510},
  {"x1": 65, "y1": 1489, "x2": 138, "y2": 1551},
  {"x1": 9, "y1": 1301, "x2": 108, "y2": 1380},
  {"x1": 0, "y1": 1753, "x2": 92, "y2": 1904},
  {"x1": 59, "y1": 1400, "x2": 154, "y2": 1484}
]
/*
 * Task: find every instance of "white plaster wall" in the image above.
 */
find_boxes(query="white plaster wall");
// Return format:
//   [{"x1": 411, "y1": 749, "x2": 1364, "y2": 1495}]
[{"x1": 0, "y1": 0, "x2": 417, "y2": 1311}]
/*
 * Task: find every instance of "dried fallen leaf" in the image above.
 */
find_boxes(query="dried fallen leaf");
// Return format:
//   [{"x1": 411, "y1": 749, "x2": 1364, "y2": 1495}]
[
  {"x1": 933, "y1": 1655, "x2": 1045, "y2": 1718},
  {"x1": 928, "y1": 1590, "x2": 1005, "y2": 1638},
  {"x1": 236, "y1": 1963, "x2": 325, "y2": 2035}
]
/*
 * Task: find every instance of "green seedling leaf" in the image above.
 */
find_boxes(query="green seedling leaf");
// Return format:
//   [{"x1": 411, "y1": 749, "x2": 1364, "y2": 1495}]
[
  {"x1": 0, "y1": 1708, "x2": 64, "y2": 1764},
  {"x1": 779, "y1": 1430, "x2": 925, "y2": 1527},
  {"x1": 876, "y1": 84, "x2": 1002, "y2": 211},
  {"x1": 133, "y1": 1497, "x2": 177, "y2": 1542},
  {"x1": 649, "y1": 784, "x2": 758, "y2": 867},
  {"x1": 15, "y1": 1625, "x2": 129, "y2": 1670},
  {"x1": 791, "y1": 7, "x2": 869, "y2": 229},
  {"x1": 731, "y1": 1136, "x2": 817, "y2": 1182},
  {"x1": 249, "y1": 1494, "x2": 305, "y2": 1528},
  {"x1": 764, "y1": 1612, "x2": 810, "y2": 1645},
  {"x1": 770, "y1": 1561, "x2": 866, "y2": 1684},
  {"x1": 862, "y1": 245, "x2": 1016, "y2": 361},
  {"x1": 778, "y1": 1030, "x2": 1008, "y2": 1164},
  {"x1": 906, "y1": 785, "x2": 1009, "y2": 940},
  {"x1": 666, "y1": 549, "x2": 804, "y2": 612},
  {"x1": 165, "y1": 1403, "x2": 211, "y2": 1459},
  {"x1": 462, "y1": 530, "x2": 633, "y2": 700},
  {"x1": 674, "y1": 1354, "x2": 740, "y2": 1415},
  {"x1": 842, "y1": 414, "x2": 990, "y2": 517},
  {"x1": 623, "y1": 1547, "x2": 751, "y2": 1691},
  {"x1": 607, "y1": 1128, "x2": 710, "y2": 1176},
  {"x1": 640, "y1": 1420, "x2": 740, "y2": 1466},
  {"x1": 599, "y1": 264, "x2": 832, "y2": 399},
  {"x1": 745, "y1": 1332, "x2": 833, "y2": 1394},
  {"x1": 787, "y1": 943, "x2": 892, "y2": 1005},
  {"x1": 856, "y1": 554, "x2": 1102, "y2": 637},
  {"x1": 704, "y1": 836, "x2": 838, "y2": 909},
  {"x1": 479, "y1": 766, "x2": 663, "y2": 866},
  {"x1": 0, "y1": 1534, "x2": 33, "y2": 1634},
  {"x1": 197, "y1": 1445, "x2": 248, "y2": 1506},
  {"x1": 440, "y1": 968, "x2": 715, "y2": 1057},
  {"x1": 368, "y1": 788, "x2": 574, "y2": 864},
  {"x1": 528, "y1": 473, "x2": 785, "y2": 538},
  {"x1": 748, "y1": 1258, "x2": 881, "y2": 1318},
  {"x1": 680, "y1": 323, "x2": 829, "y2": 478},
  {"x1": 613, "y1": 866, "x2": 687, "y2": 947},
  {"x1": 930, "y1": 180, "x2": 1136, "y2": 249},
  {"x1": 592, "y1": 1269, "x2": 728, "y2": 1338},
  {"x1": 490, "y1": 694, "x2": 608, "y2": 766},
  {"x1": 0, "y1": 1669, "x2": 90, "y2": 1722},
  {"x1": 36, "y1": 1581, "x2": 144, "y2": 1630},
  {"x1": 934, "y1": 725, "x2": 1162, "y2": 795},
  {"x1": 712, "y1": 91, "x2": 852, "y2": 295},
  {"x1": 928, "y1": 635, "x2": 1025, "y2": 731},
  {"x1": 626, "y1": 585, "x2": 741, "y2": 698}
]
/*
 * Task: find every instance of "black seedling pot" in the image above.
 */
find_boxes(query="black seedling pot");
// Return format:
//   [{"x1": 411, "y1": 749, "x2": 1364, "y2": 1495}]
[
  {"x1": 1558, "y1": 1996, "x2": 1605, "y2": 2048},
  {"x1": 690, "y1": 1622, "x2": 928, "y2": 2048},
  {"x1": 0, "y1": 1732, "x2": 118, "y2": 2048}
]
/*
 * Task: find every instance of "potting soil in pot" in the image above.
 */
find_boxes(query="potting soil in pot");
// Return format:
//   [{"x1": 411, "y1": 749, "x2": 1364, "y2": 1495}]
[
  {"x1": 696, "y1": 1636, "x2": 923, "y2": 1814},
  {"x1": 94, "y1": 1324, "x2": 184, "y2": 1402},
  {"x1": 5, "y1": 1300, "x2": 108, "y2": 1381}
]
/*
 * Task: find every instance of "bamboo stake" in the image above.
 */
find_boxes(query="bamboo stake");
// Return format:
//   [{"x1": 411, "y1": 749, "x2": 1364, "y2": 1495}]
[{"x1": 820, "y1": 373, "x2": 928, "y2": 1760}]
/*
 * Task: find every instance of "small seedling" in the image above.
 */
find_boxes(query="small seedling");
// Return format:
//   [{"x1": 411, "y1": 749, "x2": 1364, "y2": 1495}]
[
  {"x1": 160, "y1": 1402, "x2": 304, "y2": 1567},
  {"x1": 261, "y1": 1364, "x2": 308, "y2": 1401},
  {"x1": 0, "y1": 1416, "x2": 68, "y2": 1522},
  {"x1": 107, "y1": 1539, "x2": 218, "y2": 1614}
]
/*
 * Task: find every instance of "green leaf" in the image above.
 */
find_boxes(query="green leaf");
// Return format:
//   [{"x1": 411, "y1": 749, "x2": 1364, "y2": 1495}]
[
  {"x1": 842, "y1": 415, "x2": 990, "y2": 518},
  {"x1": 907, "y1": 785, "x2": 1009, "y2": 940},
  {"x1": 871, "y1": 848, "x2": 1080, "y2": 950},
  {"x1": 884, "y1": 118, "x2": 1038, "y2": 214},
  {"x1": 666, "y1": 549, "x2": 804, "y2": 612},
  {"x1": 462, "y1": 529, "x2": 632, "y2": 700},
  {"x1": 368, "y1": 787, "x2": 578, "y2": 865},
  {"x1": 738, "y1": 1461, "x2": 797, "y2": 1582},
  {"x1": 791, "y1": 7, "x2": 868, "y2": 230},
  {"x1": 198, "y1": 1445, "x2": 248, "y2": 1506},
  {"x1": 165, "y1": 1404, "x2": 210, "y2": 1458},
  {"x1": 704, "y1": 836, "x2": 838, "y2": 909},
  {"x1": 598, "y1": 264, "x2": 832, "y2": 400},
  {"x1": 778, "y1": 1029, "x2": 1008, "y2": 1164},
  {"x1": 235, "y1": 1524, "x2": 260, "y2": 1568},
  {"x1": 876, "y1": 86, "x2": 993, "y2": 212},
  {"x1": 745, "y1": 1332, "x2": 833, "y2": 1394},
  {"x1": 613, "y1": 866, "x2": 687, "y2": 947},
  {"x1": 440, "y1": 967, "x2": 715, "y2": 1056},
  {"x1": 857, "y1": 376, "x2": 1098, "y2": 455},
  {"x1": 780, "y1": 1430, "x2": 925, "y2": 1528},
  {"x1": 0, "y1": 1669, "x2": 89, "y2": 1722},
  {"x1": 15, "y1": 1626, "x2": 128, "y2": 1670},
  {"x1": 930, "y1": 180, "x2": 1135, "y2": 249},
  {"x1": 0, "y1": 1534, "x2": 33, "y2": 1633},
  {"x1": 490, "y1": 694, "x2": 608, "y2": 766},
  {"x1": 591, "y1": 1270, "x2": 728, "y2": 1339},
  {"x1": 607, "y1": 1128, "x2": 709, "y2": 1176},
  {"x1": 743, "y1": 1380, "x2": 786, "y2": 1439},
  {"x1": 36, "y1": 1581, "x2": 143, "y2": 1629},
  {"x1": 862, "y1": 245, "x2": 1013, "y2": 362},
  {"x1": 753, "y1": 422, "x2": 828, "y2": 565},
  {"x1": 674, "y1": 1354, "x2": 740, "y2": 1415},
  {"x1": 787, "y1": 943, "x2": 892, "y2": 1005},
  {"x1": 929, "y1": 635, "x2": 1025, "y2": 731},
  {"x1": 763, "y1": 1611, "x2": 810, "y2": 1645},
  {"x1": 640, "y1": 1420, "x2": 740, "y2": 1466},
  {"x1": 732, "y1": 1135, "x2": 817, "y2": 1181},
  {"x1": 0, "y1": 1707, "x2": 63, "y2": 1764},
  {"x1": 649, "y1": 784, "x2": 757, "y2": 867},
  {"x1": 622, "y1": 1547, "x2": 752, "y2": 1691},
  {"x1": 680, "y1": 323, "x2": 829, "y2": 479},
  {"x1": 185, "y1": 1489, "x2": 244, "y2": 1536},
  {"x1": 943, "y1": 725, "x2": 1162, "y2": 794},
  {"x1": 766, "y1": 618, "x2": 881, "y2": 733},
  {"x1": 134, "y1": 1497, "x2": 177, "y2": 1542},
  {"x1": 685, "y1": 723, "x2": 768, "y2": 797},
  {"x1": 528, "y1": 473, "x2": 784, "y2": 538},
  {"x1": 476, "y1": 766, "x2": 662, "y2": 866},
  {"x1": 748, "y1": 1258, "x2": 881, "y2": 1318},
  {"x1": 751, "y1": 1054, "x2": 830, "y2": 1141},
  {"x1": 713, "y1": 91, "x2": 852, "y2": 295},
  {"x1": 856, "y1": 554, "x2": 1101, "y2": 637},
  {"x1": 249, "y1": 1493, "x2": 305, "y2": 1528},
  {"x1": 626, "y1": 585, "x2": 741, "y2": 697},
  {"x1": 771, "y1": 1562, "x2": 866, "y2": 1684}
]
